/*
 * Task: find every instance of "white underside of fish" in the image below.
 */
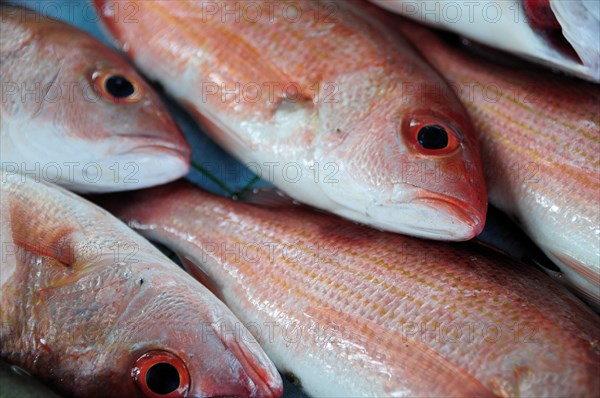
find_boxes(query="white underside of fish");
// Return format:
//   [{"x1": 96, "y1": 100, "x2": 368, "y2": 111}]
[
  {"x1": 0, "y1": 121, "x2": 189, "y2": 193},
  {"x1": 192, "y1": 106, "x2": 477, "y2": 241},
  {"x1": 370, "y1": 0, "x2": 600, "y2": 82}
]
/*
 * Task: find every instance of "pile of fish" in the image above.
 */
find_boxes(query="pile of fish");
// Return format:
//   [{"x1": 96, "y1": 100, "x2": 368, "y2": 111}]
[
  {"x1": 0, "y1": 1, "x2": 598, "y2": 397},
  {"x1": 370, "y1": 0, "x2": 600, "y2": 83},
  {"x1": 97, "y1": 181, "x2": 600, "y2": 397}
]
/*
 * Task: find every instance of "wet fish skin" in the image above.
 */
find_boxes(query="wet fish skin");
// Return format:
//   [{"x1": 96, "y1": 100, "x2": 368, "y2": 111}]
[
  {"x1": 0, "y1": 172, "x2": 282, "y2": 398},
  {"x1": 0, "y1": 5, "x2": 190, "y2": 193},
  {"x1": 99, "y1": 181, "x2": 600, "y2": 398},
  {"x1": 394, "y1": 20, "x2": 600, "y2": 309},
  {"x1": 369, "y1": 0, "x2": 600, "y2": 83},
  {"x1": 94, "y1": 0, "x2": 488, "y2": 241}
]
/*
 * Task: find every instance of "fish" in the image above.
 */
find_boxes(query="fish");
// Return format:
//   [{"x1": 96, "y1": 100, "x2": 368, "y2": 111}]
[
  {"x1": 476, "y1": 205, "x2": 559, "y2": 271},
  {"x1": 98, "y1": 181, "x2": 600, "y2": 398},
  {"x1": 392, "y1": 19, "x2": 600, "y2": 309},
  {"x1": 93, "y1": 0, "x2": 488, "y2": 241},
  {"x1": 0, "y1": 171, "x2": 282, "y2": 397},
  {"x1": 0, "y1": 4, "x2": 190, "y2": 193},
  {"x1": 0, "y1": 359, "x2": 62, "y2": 398},
  {"x1": 369, "y1": 0, "x2": 600, "y2": 83}
]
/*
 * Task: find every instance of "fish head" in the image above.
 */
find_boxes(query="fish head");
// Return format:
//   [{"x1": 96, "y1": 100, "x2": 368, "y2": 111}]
[
  {"x1": 50, "y1": 36, "x2": 190, "y2": 192},
  {"x1": 80, "y1": 262, "x2": 282, "y2": 398},
  {"x1": 2, "y1": 9, "x2": 190, "y2": 192},
  {"x1": 0, "y1": 171, "x2": 280, "y2": 397},
  {"x1": 314, "y1": 67, "x2": 487, "y2": 240}
]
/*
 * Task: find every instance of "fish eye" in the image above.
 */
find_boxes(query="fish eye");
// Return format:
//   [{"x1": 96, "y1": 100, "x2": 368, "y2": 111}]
[
  {"x1": 417, "y1": 125, "x2": 449, "y2": 150},
  {"x1": 92, "y1": 71, "x2": 142, "y2": 103},
  {"x1": 105, "y1": 75, "x2": 135, "y2": 98},
  {"x1": 132, "y1": 350, "x2": 190, "y2": 398},
  {"x1": 402, "y1": 116, "x2": 461, "y2": 156}
]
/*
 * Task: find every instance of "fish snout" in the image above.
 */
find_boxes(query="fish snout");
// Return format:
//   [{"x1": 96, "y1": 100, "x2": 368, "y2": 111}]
[
  {"x1": 105, "y1": 131, "x2": 190, "y2": 191},
  {"x1": 413, "y1": 195, "x2": 486, "y2": 240},
  {"x1": 185, "y1": 363, "x2": 282, "y2": 398},
  {"x1": 195, "y1": 385, "x2": 283, "y2": 398},
  {"x1": 195, "y1": 390, "x2": 282, "y2": 398},
  {"x1": 221, "y1": 335, "x2": 283, "y2": 398},
  {"x1": 184, "y1": 318, "x2": 283, "y2": 398},
  {"x1": 124, "y1": 138, "x2": 191, "y2": 164},
  {"x1": 133, "y1": 103, "x2": 191, "y2": 162},
  {"x1": 364, "y1": 193, "x2": 486, "y2": 241}
]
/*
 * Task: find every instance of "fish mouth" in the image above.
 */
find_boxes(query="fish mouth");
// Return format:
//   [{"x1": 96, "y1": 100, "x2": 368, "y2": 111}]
[
  {"x1": 125, "y1": 144, "x2": 190, "y2": 163},
  {"x1": 64, "y1": 144, "x2": 190, "y2": 193},
  {"x1": 227, "y1": 338, "x2": 283, "y2": 398},
  {"x1": 317, "y1": 170, "x2": 486, "y2": 240},
  {"x1": 121, "y1": 137, "x2": 191, "y2": 162},
  {"x1": 114, "y1": 129, "x2": 191, "y2": 162},
  {"x1": 190, "y1": 322, "x2": 282, "y2": 398},
  {"x1": 411, "y1": 196, "x2": 485, "y2": 240},
  {"x1": 363, "y1": 194, "x2": 486, "y2": 241}
]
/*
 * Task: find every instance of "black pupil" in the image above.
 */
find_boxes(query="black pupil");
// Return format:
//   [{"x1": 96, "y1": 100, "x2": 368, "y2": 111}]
[
  {"x1": 104, "y1": 75, "x2": 135, "y2": 98},
  {"x1": 146, "y1": 362, "x2": 180, "y2": 395},
  {"x1": 417, "y1": 125, "x2": 449, "y2": 150}
]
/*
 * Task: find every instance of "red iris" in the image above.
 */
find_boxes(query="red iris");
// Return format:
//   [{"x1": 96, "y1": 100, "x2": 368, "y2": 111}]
[{"x1": 132, "y1": 350, "x2": 190, "y2": 398}]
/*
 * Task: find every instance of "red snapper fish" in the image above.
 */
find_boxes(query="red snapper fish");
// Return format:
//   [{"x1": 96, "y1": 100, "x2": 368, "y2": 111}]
[
  {"x1": 99, "y1": 181, "x2": 600, "y2": 398},
  {"x1": 0, "y1": 171, "x2": 282, "y2": 397},
  {"x1": 0, "y1": 5, "x2": 190, "y2": 193},
  {"x1": 395, "y1": 19, "x2": 600, "y2": 309},
  {"x1": 94, "y1": 0, "x2": 488, "y2": 241}
]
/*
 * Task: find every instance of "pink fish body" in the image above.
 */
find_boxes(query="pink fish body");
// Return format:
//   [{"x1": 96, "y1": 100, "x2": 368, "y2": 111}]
[
  {"x1": 394, "y1": 20, "x2": 600, "y2": 309},
  {"x1": 100, "y1": 182, "x2": 600, "y2": 397},
  {"x1": 369, "y1": 0, "x2": 600, "y2": 82},
  {"x1": 94, "y1": 0, "x2": 488, "y2": 241},
  {"x1": 0, "y1": 171, "x2": 282, "y2": 397}
]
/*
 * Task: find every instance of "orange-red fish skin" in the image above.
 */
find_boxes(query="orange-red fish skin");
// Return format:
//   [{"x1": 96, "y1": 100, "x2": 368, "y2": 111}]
[
  {"x1": 395, "y1": 19, "x2": 600, "y2": 307},
  {"x1": 0, "y1": 173, "x2": 282, "y2": 398},
  {"x1": 99, "y1": 181, "x2": 600, "y2": 398},
  {"x1": 93, "y1": 0, "x2": 488, "y2": 240}
]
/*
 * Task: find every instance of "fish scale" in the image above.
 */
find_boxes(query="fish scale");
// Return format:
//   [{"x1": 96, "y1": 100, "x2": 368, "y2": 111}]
[
  {"x1": 95, "y1": 0, "x2": 488, "y2": 240},
  {"x1": 394, "y1": 20, "x2": 600, "y2": 306},
  {"x1": 101, "y1": 182, "x2": 600, "y2": 397},
  {"x1": 0, "y1": 172, "x2": 282, "y2": 397}
]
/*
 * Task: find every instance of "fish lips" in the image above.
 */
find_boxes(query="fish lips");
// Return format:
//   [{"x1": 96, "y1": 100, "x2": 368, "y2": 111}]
[
  {"x1": 362, "y1": 195, "x2": 486, "y2": 241},
  {"x1": 408, "y1": 195, "x2": 486, "y2": 240},
  {"x1": 321, "y1": 175, "x2": 486, "y2": 240},
  {"x1": 123, "y1": 141, "x2": 191, "y2": 167},
  {"x1": 188, "y1": 324, "x2": 283, "y2": 398},
  {"x1": 69, "y1": 141, "x2": 191, "y2": 193}
]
